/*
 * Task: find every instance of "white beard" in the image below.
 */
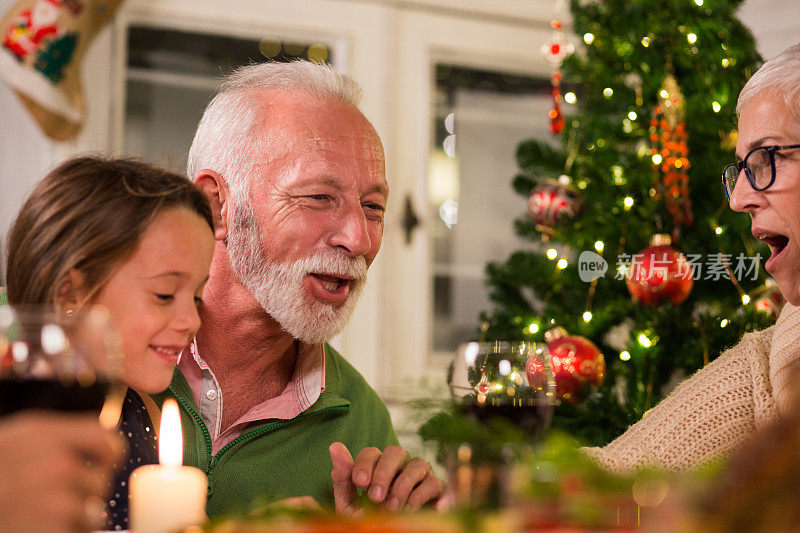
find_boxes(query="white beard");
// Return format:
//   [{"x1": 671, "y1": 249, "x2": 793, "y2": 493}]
[{"x1": 226, "y1": 201, "x2": 367, "y2": 343}]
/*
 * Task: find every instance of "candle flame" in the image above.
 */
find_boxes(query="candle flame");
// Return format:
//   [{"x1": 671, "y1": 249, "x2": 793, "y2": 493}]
[{"x1": 159, "y1": 399, "x2": 183, "y2": 467}]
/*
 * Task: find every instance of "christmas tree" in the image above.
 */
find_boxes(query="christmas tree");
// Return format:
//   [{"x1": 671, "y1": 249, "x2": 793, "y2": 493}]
[{"x1": 480, "y1": 0, "x2": 776, "y2": 446}]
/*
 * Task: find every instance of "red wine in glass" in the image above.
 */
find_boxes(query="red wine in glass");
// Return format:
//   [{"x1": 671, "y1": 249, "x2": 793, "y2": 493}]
[
  {"x1": 460, "y1": 399, "x2": 553, "y2": 440},
  {"x1": 0, "y1": 378, "x2": 109, "y2": 416}
]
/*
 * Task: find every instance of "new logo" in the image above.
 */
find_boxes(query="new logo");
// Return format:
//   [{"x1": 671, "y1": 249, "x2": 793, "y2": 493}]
[{"x1": 578, "y1": 251, "x2": 608, "y2": 282}]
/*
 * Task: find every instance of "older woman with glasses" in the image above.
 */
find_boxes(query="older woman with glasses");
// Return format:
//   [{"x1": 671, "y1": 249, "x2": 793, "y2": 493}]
[{"x1": 583, "y1": 42, "x2": 800, "y2": 473}]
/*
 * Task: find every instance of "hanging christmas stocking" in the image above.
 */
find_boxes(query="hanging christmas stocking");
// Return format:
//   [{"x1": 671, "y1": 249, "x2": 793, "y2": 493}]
[{"x1": 0, "y1": 0, "x2": 122, "y2": 140}]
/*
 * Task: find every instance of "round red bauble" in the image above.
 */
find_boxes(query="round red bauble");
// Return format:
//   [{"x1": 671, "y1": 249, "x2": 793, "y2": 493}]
[
  {"x1": 526, "y1": 327, "x2": 605, "y2": 402},
  {"x1": 528, "y1": 177, "x2": 582, "y2": 234},
  {"x1": 625, "y1": 234, "x2": 693, "y2": 306}
]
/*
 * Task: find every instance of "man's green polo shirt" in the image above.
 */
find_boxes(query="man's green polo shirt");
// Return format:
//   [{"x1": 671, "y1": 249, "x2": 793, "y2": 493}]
[{"x1": 155, "y1": 344, "x2": 398, "y2": 518}]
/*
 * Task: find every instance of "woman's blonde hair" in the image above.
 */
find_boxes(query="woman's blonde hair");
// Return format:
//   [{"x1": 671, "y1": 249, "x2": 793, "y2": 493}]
[{"x1": 6, "y1": 156, "x2": 214, "y2": 306}]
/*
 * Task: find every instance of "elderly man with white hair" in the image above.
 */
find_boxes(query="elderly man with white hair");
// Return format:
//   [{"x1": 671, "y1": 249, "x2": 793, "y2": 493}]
[
  {"x1": 158, "y1": 60, "x2": 443, "y2": 517},
  {"x1": 584, "y1": 43, "x2": 800, "y2": 473}
]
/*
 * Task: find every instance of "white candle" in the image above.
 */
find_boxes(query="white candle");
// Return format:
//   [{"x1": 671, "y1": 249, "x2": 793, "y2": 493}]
[{"x1": 129, "y1": 399, "x2": 207, "y2": 533}]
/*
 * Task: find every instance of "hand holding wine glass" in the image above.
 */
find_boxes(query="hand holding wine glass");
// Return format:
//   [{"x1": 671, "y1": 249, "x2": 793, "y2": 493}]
[{"x1": 0, "y1": 305, "x2": 125, "y2": 532}]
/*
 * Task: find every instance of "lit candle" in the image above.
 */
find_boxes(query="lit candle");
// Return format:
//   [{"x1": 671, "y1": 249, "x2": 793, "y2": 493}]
[{"x1": 129, "y1": 399, "x2": 207, "y2": 533}]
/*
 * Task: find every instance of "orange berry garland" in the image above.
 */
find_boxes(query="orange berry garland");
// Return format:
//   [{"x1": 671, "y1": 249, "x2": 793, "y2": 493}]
[{"x1": 650, "y1": 75, "x2": 693, "y2": 229}]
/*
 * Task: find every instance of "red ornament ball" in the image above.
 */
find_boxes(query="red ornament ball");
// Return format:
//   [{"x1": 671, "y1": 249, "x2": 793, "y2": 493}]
[
  {"x1": 526, "y1": 327, "x2": 605, "y2": 402},
  {"x1": 625, "y1": 234, "x2": 693, "y2": 306},
  {"x1": 754, "y1": 284, "x2": 785, "y2": 320},
  {"x1": 528, "y1": 178, "x2": 582, "y2": 233}
]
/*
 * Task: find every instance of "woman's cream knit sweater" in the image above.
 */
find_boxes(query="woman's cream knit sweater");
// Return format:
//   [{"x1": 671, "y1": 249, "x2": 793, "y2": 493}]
[{"x1": 583, "y1": 303, "x2": 800, "y2": 473}]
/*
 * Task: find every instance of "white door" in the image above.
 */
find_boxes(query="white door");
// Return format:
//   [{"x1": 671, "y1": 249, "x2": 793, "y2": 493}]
[{"x1": 383, "y1": 7, "x2": 565, "y2": 401}]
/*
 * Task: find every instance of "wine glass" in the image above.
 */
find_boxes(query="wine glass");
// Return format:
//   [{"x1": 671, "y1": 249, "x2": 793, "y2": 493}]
[
  {"x1": 0, "y1": 305, "x2": 125, "y2": 428},
  {"x1": 446, "y1": 341, "x2": 556, "y2": 508}
]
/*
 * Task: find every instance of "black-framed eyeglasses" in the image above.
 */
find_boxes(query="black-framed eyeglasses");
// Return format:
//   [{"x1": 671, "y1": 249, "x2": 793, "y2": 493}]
[{"x1": 722, "y1": 144, "x2": 800, "y2": 201}]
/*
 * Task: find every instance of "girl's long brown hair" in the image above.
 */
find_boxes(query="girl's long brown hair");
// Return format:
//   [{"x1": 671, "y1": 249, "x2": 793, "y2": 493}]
[{"x1": 6, "y1": 156, "x2": 213, "y2": 306}]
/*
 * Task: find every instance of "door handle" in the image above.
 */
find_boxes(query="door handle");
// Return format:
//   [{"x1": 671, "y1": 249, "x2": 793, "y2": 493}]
[{"x1": 401, "y1": 194, "x2": 420, "y2": 245}]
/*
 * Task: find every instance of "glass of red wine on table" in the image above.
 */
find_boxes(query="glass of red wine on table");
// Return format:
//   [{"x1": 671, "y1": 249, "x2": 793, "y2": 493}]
[
  {"x1": 0, "y1": 306, "x2": 125, "y2": 427},
  {"x1": 448, "y1": 341, "x2": 556, "y2": 508}
]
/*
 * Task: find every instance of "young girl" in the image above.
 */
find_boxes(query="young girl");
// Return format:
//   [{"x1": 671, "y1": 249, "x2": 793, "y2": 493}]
[{"x1": 5, "y1": 156, "x2": 215, "y2": 530}]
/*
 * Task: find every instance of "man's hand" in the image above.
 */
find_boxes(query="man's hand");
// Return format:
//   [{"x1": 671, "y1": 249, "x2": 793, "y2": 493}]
[{"x1": 330, "y1": 442, "x2": 444, "y2": 514}]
